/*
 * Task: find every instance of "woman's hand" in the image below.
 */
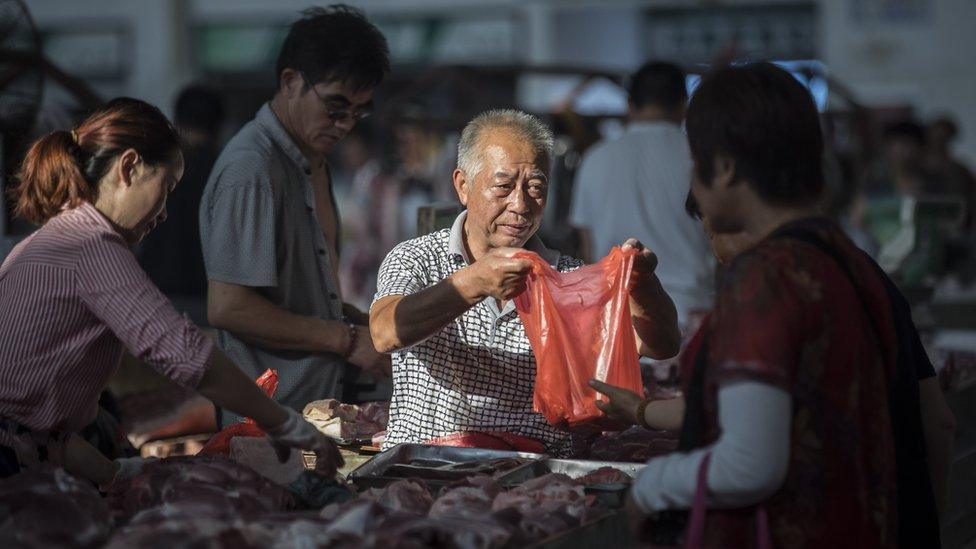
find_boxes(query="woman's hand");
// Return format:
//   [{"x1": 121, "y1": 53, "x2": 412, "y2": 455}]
[
  {"x1": 264, "y1": 408, "x2": 344, "y2": 478},
  {"x1": 589, "y1": 379, "x2": 643, "y2": 425}
]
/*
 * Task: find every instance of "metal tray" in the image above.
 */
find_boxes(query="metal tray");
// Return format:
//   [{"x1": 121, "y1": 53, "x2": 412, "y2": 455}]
[
  {"x1": 325, "y1": 434, "x2": 375, "y2": 447},
  {"x1": 347, "y1": 443, "x2": 545, "y2": 489}
]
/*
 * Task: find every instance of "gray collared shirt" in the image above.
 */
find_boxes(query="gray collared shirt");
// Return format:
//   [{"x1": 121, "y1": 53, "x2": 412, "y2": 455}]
[
  {"x1": 200, "y1": 103, "x2": 345, "y2": 420},
  {"x1": 372, "y1": 211, "x2": 582, "y2": 456}
]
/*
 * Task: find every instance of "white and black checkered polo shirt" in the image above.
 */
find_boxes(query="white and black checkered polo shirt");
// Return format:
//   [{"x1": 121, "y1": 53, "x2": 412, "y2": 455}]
[{"x1": 372, "y1": 211, "x2": 584, "y2": 457}]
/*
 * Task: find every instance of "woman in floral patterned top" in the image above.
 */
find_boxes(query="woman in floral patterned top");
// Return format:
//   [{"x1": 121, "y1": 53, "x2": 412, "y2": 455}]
[{"x1": 592, "y1": 63, "x2": 949, "y2": 548}]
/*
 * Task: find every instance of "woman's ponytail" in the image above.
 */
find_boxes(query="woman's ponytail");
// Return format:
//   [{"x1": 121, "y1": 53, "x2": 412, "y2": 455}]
[{"x1": 10, "y1": 130, "x2": 94, "y2": 225}]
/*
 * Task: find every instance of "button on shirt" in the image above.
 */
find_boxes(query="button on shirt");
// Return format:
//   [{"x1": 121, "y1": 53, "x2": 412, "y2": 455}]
[
  {"x1": 570, "y1": 121, "x2": 714, "y2": 324},
  {"x1": 200, "y1": 104, "x2": 346, "y2": 419},
  {"x1": 373, "y1": 211, "x2": 583, "y2": 457},
  {"x1": 0, "y1": 202, "x2": 212, "y2": 441}
]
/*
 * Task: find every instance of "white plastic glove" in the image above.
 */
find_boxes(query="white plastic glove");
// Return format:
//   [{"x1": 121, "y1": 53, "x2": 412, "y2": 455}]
[
  {"x1": 264, "y1": 408, "x2": 344, "y2": 477},
  {"x1": 100, "y1": 456, "x2": 155, "y2": 492}
]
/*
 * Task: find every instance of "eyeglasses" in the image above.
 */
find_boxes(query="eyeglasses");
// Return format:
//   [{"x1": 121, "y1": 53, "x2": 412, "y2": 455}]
[{"x1": 300, "y1": 73, "x2": 372, "y2": 123}]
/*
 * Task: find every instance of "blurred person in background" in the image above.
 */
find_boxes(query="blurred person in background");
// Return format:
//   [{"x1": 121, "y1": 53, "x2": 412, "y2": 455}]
[
  {"x1": 861, "y1": 120, "x2": 934, "y2": 197},
  {"x1": 139, "y1": 85, "x2": 224, "y2": 303},
  {"x1": 569, "y1": 61, "x2": 714, "y2": 327},
  {"x1": 925, "y1": 116, "x2": 976, "y2": 227},
  {"x1": 0, "y1": 98, "x2": 341, "y2": 485},
  {"x1": 200, "y1": 5, "x2": 391, "y2": 424},
  {"x1": 336, "y1": 125, "x2": 399, "y2": 311},
  {"x1": 591, "y1": 63, "x2": 951, "y2": 548}
]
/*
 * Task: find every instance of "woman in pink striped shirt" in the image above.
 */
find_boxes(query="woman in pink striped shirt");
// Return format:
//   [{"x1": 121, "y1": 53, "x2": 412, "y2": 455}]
[{"x1": 0, "y1": 98, "x2": 341, "y2": 487}]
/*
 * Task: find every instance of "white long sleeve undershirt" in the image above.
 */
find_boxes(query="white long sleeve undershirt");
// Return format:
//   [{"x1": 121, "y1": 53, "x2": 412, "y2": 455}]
[{"x1": 631, "y1": 381, "x2": 793, "y2": 512}]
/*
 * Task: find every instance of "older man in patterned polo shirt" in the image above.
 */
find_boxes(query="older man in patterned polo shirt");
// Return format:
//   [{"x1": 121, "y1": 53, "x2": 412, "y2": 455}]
[{"x1": 370, "y1": 109, "x2": 681, "y2": 456}]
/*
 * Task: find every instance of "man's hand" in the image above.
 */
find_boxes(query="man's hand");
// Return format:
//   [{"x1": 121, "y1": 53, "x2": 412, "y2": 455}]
[
  {"x1": 264, "y1": 408, "x2": 344, "y2": 478},
  {"x1": 347, "y1": 325, "x2": 392, "y2": 377},
  {"x1": 620, "y1": 238, "x2": 681, "y2": 359},
  {"x1": 455, "y1": 248, "x2": 533, "y2": 302},
  {"x1": 341, "y1": 302, "x2": 370, "y2": 326},
  {"x1": 621, "y1": 238, "x2": 659, "y2": 292},
  {"x1": 590, "y1": 379, "x2": 643, "y2": 425}
]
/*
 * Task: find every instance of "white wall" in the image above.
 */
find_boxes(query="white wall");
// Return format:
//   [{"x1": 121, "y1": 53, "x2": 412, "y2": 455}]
[
  {"x1": 30, "y1": 0, "x2": 193, "y2": 118},
  {"x1": 820, "y1": 0, "x2": 976, "y2": 165}
]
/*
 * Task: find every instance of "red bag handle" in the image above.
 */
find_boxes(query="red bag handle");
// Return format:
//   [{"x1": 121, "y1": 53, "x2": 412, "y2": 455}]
[{"x1": 683, "y1": 452, "x2": 772, "y2": 549}]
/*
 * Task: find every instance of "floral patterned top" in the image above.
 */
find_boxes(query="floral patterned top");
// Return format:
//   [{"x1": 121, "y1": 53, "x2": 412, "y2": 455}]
[{"x1": 679, "y1": 218, "x2": 899, "y2": 548}]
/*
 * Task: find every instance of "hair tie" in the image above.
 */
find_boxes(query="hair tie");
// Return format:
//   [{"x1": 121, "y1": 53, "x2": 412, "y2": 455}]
[{"x1": 70, "y1": 129, "x2": 79, "y2": 144}]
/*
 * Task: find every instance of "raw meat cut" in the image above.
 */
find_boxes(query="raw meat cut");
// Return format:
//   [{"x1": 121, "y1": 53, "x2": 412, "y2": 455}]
[
  {"x1": 0, "y1": 469, "x2": 112, "y2": 548},
  {"x1": 586, "y1": 426, "x2": 679, "y2": 462},
  {"x1": 303, "y1": 399, "x2": 389, "y2": 441},
  {"x1": 287, "y1": 470, "x2": 354, "y2": 509},
  {"x1": 447, "y1": 473, "x2": 503, "y2": 499},
  {"x1": 375, "y1": 515, "x2": 513, "y2": 549},
  {"x1": 428, "y1": 486, "x2": 494, "y2": 519},
  {"x1": 107, "y1": 455, "x2": 294, "y2": 520},
  {"x1": 576, "y1": 466, "x2": 632, "y2": 485},
  {"x1": 359, "y1": 478, "x2": 435, "y2": 515}
]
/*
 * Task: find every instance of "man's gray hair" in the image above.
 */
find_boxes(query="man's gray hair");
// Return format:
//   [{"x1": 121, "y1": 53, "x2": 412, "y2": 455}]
[{"x1": 456, "y1": 109, "x2": 555, "y2": 175}]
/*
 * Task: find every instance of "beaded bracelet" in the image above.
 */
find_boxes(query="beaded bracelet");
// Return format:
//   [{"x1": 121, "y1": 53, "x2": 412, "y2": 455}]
[
  {"x1": 635, "y1": 398, "x2": 654, "y2": 429},
  {"x1": 342, "y1": 323, "x2": 358, "y2": 359}
]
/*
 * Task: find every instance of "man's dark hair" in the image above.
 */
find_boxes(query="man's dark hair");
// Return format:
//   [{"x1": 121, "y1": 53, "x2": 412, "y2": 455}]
[
  {"x1": 883, "y1": 120, "x2": 926, "y2": 147},
  {"x1": 686, "y1": 62, "x2": 824, "y2": 206},
  {"x1": 174, "y1": 85, "x2": 224, "y2": 135},
  {"x1": 275, "y1": 4, "x2": 390, "y2": 92},
  {"x1": 628, "y1": 61, "x2": 688, "y2": 111}
]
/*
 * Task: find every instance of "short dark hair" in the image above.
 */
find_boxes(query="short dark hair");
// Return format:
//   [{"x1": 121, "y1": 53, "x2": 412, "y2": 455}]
[
  {"x1": 628, "y1": 61, "x2": 688, "y2": 111},
  {"x1": 174, "y1": 85, "x2": 224, "y2": 135},
  {"x1": 275, "y1": 5, "x2": 390, "y2": 93},
  {"x1": 686, "y1": 62, "x2": 824, "y2": 207},
  {"x1": 883, "y1": 120, "x2": 925, "y2": 147}
]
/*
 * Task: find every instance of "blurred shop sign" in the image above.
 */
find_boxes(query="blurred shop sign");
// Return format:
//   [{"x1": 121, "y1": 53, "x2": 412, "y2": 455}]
[
  {"x1": 197, "y1": 25, "x2": 287, "y2": 74},
  {"x1": 196, "y1": 15, "x2": 518, "y2": 75},
  {"x1": 643, "y1": 5, "x2": 816, "y2": 65},
  {"x1": 41, "y1": 26, "x2": 130, "y2": 79},
  {"x1": 850, "y1": 0, "x2": 932, "y2": 24},
  {"x1": 378, "y1": 16, "x2": 518, "y2": 64}
]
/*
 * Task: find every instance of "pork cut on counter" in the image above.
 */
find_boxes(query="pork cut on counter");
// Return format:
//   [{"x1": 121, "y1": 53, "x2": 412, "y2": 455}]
[
  {"x1": 0, "y1": 469, "x2": 113, "y2": 548},
  {"x1": 576, "y1": 465, "x2": 633, "y2": 485},
  {"x1": 303, "y1": 399, "x2": 389, "y2": 440},
  {"x1": 107, "y1": 455, "x2": 295, "y2": 520}
]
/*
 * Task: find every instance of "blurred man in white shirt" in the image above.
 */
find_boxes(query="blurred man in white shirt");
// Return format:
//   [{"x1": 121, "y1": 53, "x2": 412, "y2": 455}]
[{"x1": 570, "y1": 61, "x2": 713, "y2": 325}]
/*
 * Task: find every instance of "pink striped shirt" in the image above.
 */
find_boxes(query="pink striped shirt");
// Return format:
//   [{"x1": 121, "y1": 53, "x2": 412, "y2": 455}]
[{"x1": 0, "y1": 202, "x2": 212, "y2": 437}]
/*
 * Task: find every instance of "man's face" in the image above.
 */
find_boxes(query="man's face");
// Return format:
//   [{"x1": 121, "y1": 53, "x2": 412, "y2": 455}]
[
  {"x1": 283, "y1": 73, "x2": 374, "y2": 155},
  {"x1": 455, "y1": 129, "x2": 549, "y2": 251}
]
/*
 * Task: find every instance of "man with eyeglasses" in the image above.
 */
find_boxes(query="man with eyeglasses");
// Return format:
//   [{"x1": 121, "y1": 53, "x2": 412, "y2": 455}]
[{"x1": 200, "y1": 5, "x2": 391, "y2": 424}]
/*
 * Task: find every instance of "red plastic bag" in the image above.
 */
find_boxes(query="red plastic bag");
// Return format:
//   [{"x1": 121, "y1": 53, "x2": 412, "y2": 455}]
[
  {"x1": 198, "y1": 369, "x2": 279, "y2": 455},
  {"x1": 515, "y1": 247, "x2": 643, "y2": 428}
]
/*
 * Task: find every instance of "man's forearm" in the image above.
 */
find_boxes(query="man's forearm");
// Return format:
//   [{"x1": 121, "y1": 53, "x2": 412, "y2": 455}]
[
  {"x1": 631, "y1": 275, "x2": 681, "y2": 359},
  {"x1": 208, "y1": 281, "x2": 348, "y2": 354},
  {"x1": 371, "y1": 274, "x2": 480, "y2": 353}
]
